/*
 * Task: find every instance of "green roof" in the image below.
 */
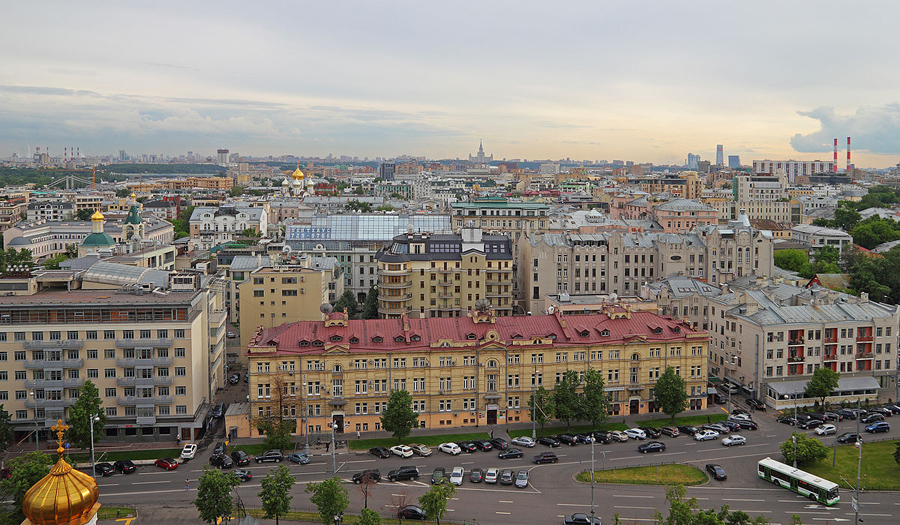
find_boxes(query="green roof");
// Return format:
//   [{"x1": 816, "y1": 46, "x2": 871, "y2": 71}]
[
  {"x1": 125, "y1": 204, "x2": 142, "y2": 225},
  {"x1": 80, "y1": 232, "x2": 116, "y2": 248}
]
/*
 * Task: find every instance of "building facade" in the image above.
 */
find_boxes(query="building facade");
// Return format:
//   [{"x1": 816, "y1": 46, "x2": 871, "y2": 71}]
[{"x1": 189, "y1": 205, "x2": 268, "y2": 251}]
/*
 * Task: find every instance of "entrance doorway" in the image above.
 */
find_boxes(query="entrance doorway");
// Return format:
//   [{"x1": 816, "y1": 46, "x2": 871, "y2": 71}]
[
  {"x1": 332, "y1": 414, "x2": 344, "y2": 434},
  {"x1": 629, "y1": 399, "x2": 640, "y2": 415},
  {"x1": 487, "y1": 409, "x2": 497, "y2": 425}
]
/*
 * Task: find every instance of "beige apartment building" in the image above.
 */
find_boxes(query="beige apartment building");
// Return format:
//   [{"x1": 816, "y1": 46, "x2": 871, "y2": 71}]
[
  {"x1": 244, "y1": 306, "x2": 709, "y2": 437},
  {"x1": 0, "y1": 263, "x2": 227, "y2": 443}
]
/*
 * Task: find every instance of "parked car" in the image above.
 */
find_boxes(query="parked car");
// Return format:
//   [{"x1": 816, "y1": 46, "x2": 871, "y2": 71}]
[
  {"x1": 837, "y1": 409, "x2": 858, "y2": 420},
  {"x1": 469, "y1": 467, "x2": 484, "y2": 483},
  {"x1": 226, "y1": 331, "x2": 237, "y2": 339},
  {"x1": 498, "y1": 448, "x2": 524, "y2": 460},
  {"x1": 231, "y1": 469, "x2": 252, "y2": 482},
  {"x1": 869, "y1": 406, "x2": 892, "y2": 417},
  {"x1": 287, "y1": 453, "x2": 311, "y2": 465},
  {"x1": 822, "y1": 411, "x2": 843, "y2": 421},
  {"x1": 862, "y1": 413, "x2": 885, "y2": 424},
  {"x1": 694, "y1": 430, "x2": 719, "y2": 441},
  {"x1": 677, "y1": 425, "x2": 700, "y2": 436},
  {"x1": 660, "y1": 426, "x2": 680, "y2": 438},
  {"x1": 729, "y1": 412, "x2": 752, "y2": 421},
  {"x1": 624, "y1": 428, "x2": 647, "y2": 440},
  {"x1": 231, "y1": 451, "x2": 250, "y2": 466},
  {"x1": 369, "y1": 446, "x2": 391, "y2": 458},
  {"x1": 431, "y1": 467, "x2": 446, "y2": 485},
  {"x1": 457, "y1": 441, "x2": 478, "y2": 453},
  {"x1": 499, "y1": 469, "x2": 515, "y2": 485},
  {"x1": 806, "y1": 413, "x2": 827, "y2": 422},
  {"x1": 390, "y1": 445, "x2": 414, "y2": 458},
  {"x1": 637, "y1": 441, "x2": 666, "y2": 453},
  {"x1": 449, "y1": 467, "x2": 464, "y2": 486},
  {"x1": 490, "y1": 437, "x2": 510, "y2": 450},
  {"x1": 210, "y1": 403, "x2": 226, "y2": 418},
  {"x1": 511, "y1": 436, "x2": 535, "y2": 448},
  {"x1": 816, "y1": 424, "x2": 837, "y2": 436},
  {"x1": 515, "y1": 469, "x2": 529, "y2": 488},
  {"x1": 155, "y1": 457, "x2": 178, "y2": 470},
  {"x1": 609, "y1": 430, "x2": 629, "y2": 442},
  {"x1": 592, "y1": 430, "x2": 613, "y2": 443},
  {"x1": 387, "y1": 466, "x2": 419, "y2": 481},
  {"x1": 556, "y1": 434, "x2": 579, "y2": 446},
  {"x1": 533, "y1": 452, "x2": 559, "y2": 464},
  {"x1": 746, "y1": 399, "x2": 766, "y2": 411},
  {"x1": 731, "y1": 408, "x2": 750, "y2": 416},
  {"x1": 721, "y1": 435, "x2": 747, "y2": 446},
  {"x1": 94, "y1": 462, "x2": 114, "y2": 476},
  {"x1": 706, "y1": 463, "x2": 727, "y2": 481},
  {"x1": 472, "y1": 439, "x2": 493, "y2": 452},
  {"x1": 439, "y1": 443, "x2": 462, "y2": 455},
  {"x1": 180, "y1": 443, "x2": 198, "y2": 461},
  {"x1": 113, "y1": 460, "x2": 136, "y2": 474},
  {"x1": 638, "y1": 427, "x2": 661, "y2": 438},
  {"x1": 210, "y1": 453, "x2": 234, "y2": 469},
  {"x1": 537, "y1": 436, "x2": 561, "y2": 447},
  {"x1": 883, "y1": 404, "x2": 900, "y2": 415},
  {"x1": 409, "y1": 444, "x2": 433, "y2": 457},
  {"x1": 564, "y1": 513, "x2": 602, "y2": 525},
  {"x1": 865, "y1": 421, "x2": 890, "y2": 433},
  {"x1": 485, "y1": 467, "x2": 500, "y2": 484},
  {"x1": 702, "y1": 423, "x2": 730, "y2": 434},
  {"x1": 720, "y1": 420, "x2": 742, "y2": 432},
  {"x1": 798, "y1": 419, "x2": 823, "y2": 430},
  {"x1": 213, "y1": 442, "x2": 227, "y2": 455},
  {"x1": 397, "y1": 505, "x2": 426, "y2": 520},
  {"x1": 575, "y1": 433, "x2": 594, "y2": 444},
  {"x1": 776, "y1": 416, "x2": 797, "y2": 426},
  {"x1": 255, "y1": 450, "x2": 284, "y2": 463},
  {"x1": 714, "y1": 394, "x2": 728, "y2": 404},
  {"x1": 837, "y1": 432, "x2": 861, "y2": 444},
  {"x1": 228, "y1": 373, "x2": 240, "y2": 385},
  {"x1": 352, "y1": 470, "x2": 381, "y2": 484},
  {"x1": 734, "y1": 419, "x2": 759, "y2": 430}
]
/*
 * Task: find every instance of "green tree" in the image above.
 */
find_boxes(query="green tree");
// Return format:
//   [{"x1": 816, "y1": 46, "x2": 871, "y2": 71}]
[
  {"x1": 578, "y1": 369, "x2": 609, "y2": 428},
  {"x1": 0, "y1": 405, "x2": 11, "y2": 452},
  {"x1": 333, "y1": 289, "x2": 359, "y2": 317},
  {"x1": 552, "y1": 370, "x2": 580, "y2": 430},
  {"x1": 230, "y1": 185, "x2": 245, "y2": 197},
  {"x1": 358, "y1": 508, "x2": 381, "y2": 525},
  {"x1": 169, "y1": 205, "x2": 194, "y2": 239},
  {"x1": 66, "y1": 380, "x2": 107, "y2": 450},
  {"x1": 418, "y1": 482, "x2": 456, "y2": 525},
  {"x1": 75, "y1": 208, "x2": 94, "y2": 221},
  {"x1": 781, "y1": 432, "x2": 829, "y2": 467},
  {"x1": 115, "y1": 189, "x2": 132, "y2": 198},
  {"x1": 362, "y1": 285, "x2": 379, "y2": 319},
  {"x1": 0, "y1": 248, "x2": 34, "y2": 272},
  {"x1": 655, "y1": 366, "x2": 688, "y2": 422},
  {"x1": 0, "y1": 450, "x2": 55, "y2": 523},
  {"x1": 380, "y1": 389, "x2": 419, "y2": 443},
  {"x1": 42, "y1": 252, "x2": 69, "y2": 270},
  {"x1": 528, "y1": 386, "x2": 554, "y2": 433},
  {"x1": 193, "y1": 467, "x2": 240, "y2": 523},
  {"x1": 833, "y1": 207, "x2": 861, "y2": 231},
  {"x1": 805, "y1": 368, "x2": 840, "y2": 409},
  {"x1": 773, "y1": 249, "x2": 809, "y2": 274},
  {"x1": 306, "y1": 477, "x2": 349, "y2": 525},
  {"x1": 259, "y1": 465, "x2": 295, "y2": 525},
  {"x1": 656, "y1": 484, "x2": 769, "y2": 525},
  {"x1": 345, "y1": 200, "x2": 372, "y2": 213},
  {"x1": 893, "y1": 441, "x2": 900, "y2": 466},
  {"x1": 240, "y1": 227, "x2": 260, "y2": 238}
]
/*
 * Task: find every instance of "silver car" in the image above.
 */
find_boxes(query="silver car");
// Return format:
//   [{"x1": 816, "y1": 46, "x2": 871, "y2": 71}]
[{"x1": 515, "y1": 469, "x2": 529, "y2": 488}]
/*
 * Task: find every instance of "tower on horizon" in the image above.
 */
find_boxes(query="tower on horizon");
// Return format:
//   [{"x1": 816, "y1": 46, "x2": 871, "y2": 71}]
[
  {"x1": 469, "y1": 140, "x2": 493, "y2": 164},
  {"x1": 716, "y1": 145, "x2": 724, "y2": 166}
]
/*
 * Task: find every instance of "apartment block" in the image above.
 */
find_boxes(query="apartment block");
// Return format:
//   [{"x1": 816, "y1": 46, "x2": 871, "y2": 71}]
[{"x1": 189, "y1": 205, "x2": 268, "y2": 251}]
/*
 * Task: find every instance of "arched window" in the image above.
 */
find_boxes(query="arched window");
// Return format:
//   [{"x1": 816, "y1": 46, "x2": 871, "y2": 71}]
[{"x1": 333, "y1": 364, "x2": 342, "y2": 373}]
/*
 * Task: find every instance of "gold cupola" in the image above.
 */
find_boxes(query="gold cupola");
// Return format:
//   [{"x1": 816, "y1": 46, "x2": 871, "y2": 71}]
[{"x1": 21, "y1": 420, "x2": 100, "y2": 525}]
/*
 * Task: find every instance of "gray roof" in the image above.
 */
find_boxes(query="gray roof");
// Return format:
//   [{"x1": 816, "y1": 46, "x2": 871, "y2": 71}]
[
  {"x1": 654, "y1": 199, "x2": 715, "y2": 212},
  {"x1": 229, "y1": 255, "x2": 267, "y2": 272},
  {"x1": 655, "y1": 276, "x2": 721, "y2": 298},
  {"x1": 767, "y1": 376, "x2": 880, "y2": 397},
  {"x1": 81, "y1": 262, "x2": 171, "y2": 289},
  {"x1": 738, "y1": 300, "x2": 896, "y2": 326}
]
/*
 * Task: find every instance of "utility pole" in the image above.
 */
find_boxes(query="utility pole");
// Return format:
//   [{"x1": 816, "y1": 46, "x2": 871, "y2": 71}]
[
  {"x1": 531, "y1": 366, "x2": 538, "y2": 440},
  {"x1": 590, "y1": 437, "x2": 595, "y2": 523},
  {"x1": 331, "y1": 421, "x2": 337, "y2": 475},
  {"x1": 854, "y1": 398, "x2": 861, "y2": 525},
  {"x1": 793, "y1": 390, "x2": 799, "y2": 469}
]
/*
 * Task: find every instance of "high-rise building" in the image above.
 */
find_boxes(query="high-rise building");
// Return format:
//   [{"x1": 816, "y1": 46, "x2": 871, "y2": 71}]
[
  {"x1": 217, "y1": 149, "x2": 229, "y2": 166},
  {"x1": 716, "y1": 145, "x2": 724, "y2": 166},
  {"x1": 687, "y1": 153, "x2": 700, "y2": 170},
  {"x1": 728, "y1": 155, "x2": 741, "y2": 169},
  {"x1": 752, "y1": 160, "x2": 835, "y2": 184},
  {"x1": 379, "y1": 162, "x2": 396, "y2": 181}
]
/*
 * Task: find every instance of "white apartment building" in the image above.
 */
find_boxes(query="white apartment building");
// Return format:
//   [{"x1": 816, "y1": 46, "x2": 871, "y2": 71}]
[
  {"x1": 189, "y1": 205, "x2": 268, "y2": 251},
  {"x1": 753, "y1": 160, "x2": 836, "y2": 183}
]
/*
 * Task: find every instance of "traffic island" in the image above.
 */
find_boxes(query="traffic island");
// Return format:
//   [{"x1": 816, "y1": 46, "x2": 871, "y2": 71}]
[{"x1": 575, "y1": 464, "x2": 708, "y2": 486}]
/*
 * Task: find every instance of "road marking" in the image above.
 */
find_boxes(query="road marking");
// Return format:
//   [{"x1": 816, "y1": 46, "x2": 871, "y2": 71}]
[
  {"x1": 391, "y1": 494, "x2": 405, "y2": 497},
  {"x1": 133, "y1": 481, "x2": 170, "y2": 485},
  {"x1": 98, "y1": 484, "x2": 119, "y2": 487},
  {"x1": 740, "y1": 511, "x2": 772, "y2": 514},
  {"x1": 495, "y1": 512, "x2": 511, "y2": 515},
  {"x1": 614, "y1": 506, "x2": 656, "y2": 510},
  {"x1": 462, "y1": 461, "x2": 474, "y2": 465},
  {"x1": 344, "y1": 459, "x2": 376, "y2": 464},
  {"x1": 852, "y1": 513, "x2": 892, "y2": 517},
  {"x1": 722, "y1": 498, "x2": 765, "y2": 502},
  {"x1": 499, "y1": 500, "x2": 513, "y2": 503},
  {"x1": 557, "y1": 503, "x2": 590, "y2": 507},
  {"x1": 612, "y1": 495, "x2": 654, "y2": 499}
]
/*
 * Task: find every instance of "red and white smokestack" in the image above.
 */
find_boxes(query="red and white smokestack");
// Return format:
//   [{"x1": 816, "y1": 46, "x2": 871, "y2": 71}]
[
  {"x1": 833, "y1": 138, "x2": 838, "y2": 173},
  {"x1": 847, "y1": 137, "x2": 851, "y2": 171}
]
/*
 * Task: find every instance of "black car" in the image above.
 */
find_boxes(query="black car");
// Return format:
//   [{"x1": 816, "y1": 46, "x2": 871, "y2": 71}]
[
  {"x1": 556, "y1": 434, "x2": 578, "y2": 446},
  {"x1": 231, "y1": 469, "x2": 252, "y2": 482},
  {"x1": 677, "y1": 425, "x2": 700, "y2": 436},
  {"x1": 746, "y1": 399, "x2": 766, "y2": 411},
  {"x1": 254, "y1": 450, "x2": 284, "y2": 463},
  {"x1": 837, "y1": 409, "x2": 858, "y2": 420},
  {"x1": 369, "y1": 446, "x2": 391, "y2": 458},
  {"x1": 213, "y1": 442, "x2": 227, "y2": 455},
  {"x1": 862, "y1": 413, "x2": 885, "y2": 424},
  {"x1": 706, "y1": 463, "x2": 727, "y2": 481},
  {"x1": 94, "y1": 462, "x2": 114, "y2": 476},
  {"x1": 398, "y1": 505, "x2": 426, "y2": 520},
  {"x1": 798, "y1": 419, "x2": 823, "y2": 430},
  {"x1": 469, "y1": 467, "x2": 484, "y2": 483},
  {"x1": 734, "y1": 419, "x2": 759, "y2": 430},
  {"x1": 574, "y1": 433, "x2": 593, "y2": 444},
  {"x1": 472, "y1": 439, "x2": 493, "y2": 452},
  {"x1": 210, "y1": 453, "x2": 234, "y2": 469},
  {"x1": 837, "y1": 432, "x2": 861, "y2": 444},
  {"x1": 352, "y1": 469, "x2": 381, "y2": 484},
  {"x1": 564, "y1": 513, "x2": 602, "y2": 525},
  {"x1": 388, "y1": 466, "x2": 419, "y2": 481},
  {"x1": 869, "y1": 406, "x2": 892, "y2": 417},
  {"x1": 806, "y1": 413, "x2": 827, "y2": 422},
  {"x1": 776, "y1": 416, "x2": 797, "y2": 426},
  {"x1": 883, "y1": 404, "x2": 900, "y2": 415},
  {"x1": 537, "y1": 436, "x2": 561, "y2": 447},
  {"x1": 823, "y1": 412, "x2": 843, "y2": 421},
  {"x1": 592, "y1": 430, "x2": 613, "y2": 443},
  {"x1": 490, "y1": 437, "x2": 509, "y2": 450},
  {"x1": 638, "y1": 427, "x2": 661, "y2": 438},
  {"x1": 431, "y1": 467, "x2": 446, "y2": 485},
  {"x1": 714, "y1": 393, "x2": 728, "y2": 404},
  {"x1": 720, "y1": 420, "x2": 742, "y2": 432},
  {"x1": 498, "y1": 448, "x2": 523, "y2": 459},
  {"x1": 113, "y1": 460, "x2": 136, "y2": 474},
  {"x1": 231, "y1": 450, "x2": 250, "y2": 466},
  {"x1": 457, "y1": 441, "x2": 478, "y2": 453},
  {"x1": 533, "y1": 452, "x2": 559, "y2": 464},
  {"x1": 210, "y1": 403, "x2": 226, "y2": 418},
  {"x1": 637, "y1": 441, "x2": 666, "y2": 453}
]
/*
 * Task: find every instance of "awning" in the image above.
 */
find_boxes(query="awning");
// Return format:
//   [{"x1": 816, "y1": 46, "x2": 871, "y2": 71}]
[
  {"x1": 707, "y1": 387, "x2": 718, "y2": 395},
  {"x1": 767, "y1": 376, "x2": 880, "y2": 397}
]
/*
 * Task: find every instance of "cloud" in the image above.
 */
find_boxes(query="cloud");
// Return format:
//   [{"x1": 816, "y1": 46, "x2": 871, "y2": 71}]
[{"x1": 791, "y1": 104, "x2": 900, "y2": 155}]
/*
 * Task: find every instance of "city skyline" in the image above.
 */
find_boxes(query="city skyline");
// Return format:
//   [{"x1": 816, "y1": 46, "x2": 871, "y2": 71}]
[{"x1": 3, "y1": 1, "x2": 900, "y2": 168}]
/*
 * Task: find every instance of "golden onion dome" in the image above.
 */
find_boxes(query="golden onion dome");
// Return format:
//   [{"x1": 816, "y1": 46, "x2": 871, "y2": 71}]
[
  {"x1": 292, "y1": 166, "x2": 304, "y2": 180},
  {"x1": 90, "y1": 210, "x2": 104, "y2": 221},
  {"x1": 22, "y1": 420, "x2": 100, "y2": 525}
]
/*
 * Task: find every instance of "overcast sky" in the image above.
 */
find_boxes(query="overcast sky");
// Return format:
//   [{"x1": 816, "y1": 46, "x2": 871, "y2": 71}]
[{"x1": 2, "y1": 1, "x2": 900, "y2": 167}]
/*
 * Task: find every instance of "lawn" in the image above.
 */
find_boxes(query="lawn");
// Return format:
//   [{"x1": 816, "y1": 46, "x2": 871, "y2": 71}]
[
  {"x1": 69, "y1": 448, "x2": 181, "y2": 463},
  {"x1": 637, "y1": 413, "x2": 727, "y2": 429},
  {"x1": 97, "y1": 507, "x2": 136, "y2": 520},
  {"x1": 576, "y1": 464, "x2": 708, "y2": 486},
  {"x1": 803, "y1": 440, "x2": 900, "y2": 491},
  {"x1": 349, "y1": 432, "x2": 490, "y2": 451},
  {"x1": 508, "y1": 422, "x2": 628, "y2": 439}
]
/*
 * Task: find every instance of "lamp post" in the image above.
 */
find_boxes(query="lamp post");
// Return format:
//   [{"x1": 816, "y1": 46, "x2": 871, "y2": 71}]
[
  {"x1": 89, "y1": 414, "x2": 100, "y2": 479},
  {"x1": 783, "y1": 391, "x2": 799, "y2": 468},
  {"x1": 303, "y1": 382, "x2": 309, "y2": 456},
  {"x1": 531, "y1": 366, "x2": 538, "y2": 440},
  {"x1": 331, "y1": 420, "x2": 337, "y2": 475},
  {"x1": 29, "y1": 391, "x2": 38, "y2": 451}
]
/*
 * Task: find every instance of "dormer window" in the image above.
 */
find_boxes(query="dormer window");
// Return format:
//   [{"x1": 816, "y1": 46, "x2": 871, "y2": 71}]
[
  {"x1": 394, "y1": 336, "x2": 406, "y2": 343},
  {"x1": 580, "y1": 330, "x2": 590, "y2": 337},
  {"x1": 673, "y1": 327, "x2": 681, "y2": 334},
  {"x1": 653, "y1": 327, "x2": 663, "y2": 335},
  {"x1": 349, "y1": 337, "x2": 359, "y2": 344},
  {"x1": 330, "y1": 335, "x2": 343, "y2": 342},
  {"x1": 298, "y1": 340, "x2": 310, "y2": 347},
  {"x1": 372, "y1": 336, "x2": 383, "y2": 343},
  {"x1": 547, "y1": 334, "x2": 557, "y2": 340},
  {"x1": 600, "y1": 329, "x2": 610, "y2": 337},
  {"x1": 466, "y1": 333, "x2": 477, "y2": 340},
  {"x1": 410, "y1": 335, "x2": 421, "y2": 342},
  {"x1": 312, "y1": 340, "x2": 324, "y2": 347}
]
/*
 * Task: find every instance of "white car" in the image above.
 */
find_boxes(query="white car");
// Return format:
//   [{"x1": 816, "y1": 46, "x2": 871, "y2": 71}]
[
  {"x1": 439, "y1": 442, "x2": 462, "y2": 455},
  {"x1": 484, "y1": 467, "x2": 500, "y2": 484},
  {"x1": 729, "y1": 413, "x2": 752, "y2": 421},
  {"x1": 695, "y1": 430, "x2": 719, "y2": 441},
  {"x1": 721, "y1": 434, "x2": 746, "y2": 446},
  {"x1": 816, "y1": 424, "x2": 837, "y2": 436},
  {"x1": 180, "y1": 443, "x2": 197, "y2": 460},
  {"x1": 390, "y1": 445, "x2": 413, "y2": 458},
  {"x1": 449, "y1": 467, "x2": 464, "y2": 486},
  {"x1": 511, "y1": 436, "x2": 536, "y2": 448},
  {"x1": 624, "y1": 428, "x2": 647, "y2": 440}
]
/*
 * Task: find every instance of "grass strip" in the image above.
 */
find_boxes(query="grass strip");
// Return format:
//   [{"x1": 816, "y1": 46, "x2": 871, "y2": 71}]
[
  {"x1": 97, "y1": 507, "x2": 136, "y2": 519},
  {"x1": 803, "y1": 439, "x2": 900, "y2": 491},
  {"x1": 575, "y1": 464, "x2": 708, "y2": 486}
]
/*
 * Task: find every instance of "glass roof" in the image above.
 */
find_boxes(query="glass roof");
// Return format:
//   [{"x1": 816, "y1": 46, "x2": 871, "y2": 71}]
[{"x1": 287, "y1": 215, "x2": 451, "y2": 242}]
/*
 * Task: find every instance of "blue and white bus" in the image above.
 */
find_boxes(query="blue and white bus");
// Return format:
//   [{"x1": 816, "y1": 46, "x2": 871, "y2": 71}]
[{"x1": 758, "y1": 457, "x2": 840, "y2": 506}]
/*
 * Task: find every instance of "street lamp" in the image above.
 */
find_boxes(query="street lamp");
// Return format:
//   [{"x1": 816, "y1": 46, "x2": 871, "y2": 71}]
[
  {"x1": 531, "y1": 366, "x2": 538, "y2": 440},
  {"x1": 330, "y1": 420, "x2": 337, "y2": 474},
  {"x1": 302, "y1": 382, "x2": 309, "y2": 456},
  {"x1": 89, "y1": 414, "x2": 100, "y2": 479},
  {"x1": 29, "y1": 391, "x2": 39, "y2": 451}
]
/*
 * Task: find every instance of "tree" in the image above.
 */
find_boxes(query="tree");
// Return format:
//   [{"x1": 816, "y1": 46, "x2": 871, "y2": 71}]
[
  {"x1": 193, "y1": 467, "x2": 240, "y2": 524},
  {"x1": 346, "y1": 200, "x2": 372, "y2": 213},
  {"x1": 358, "y1": 508, "x2": 381, "y2": 525},
  {"x1": 0, "y1": 451, "x2": 55, "y2": 523},
  {"x1": 418, "y1": 482, "x2": 456, "y2": 525},
  {"x1": 75, "y1": 208, "x2": 94, "y2": 221},
  {"x1": 0, "y1": 248, "x2": 33, "y2": 272},
  {"x1": 259, "y1": 465, "x2": 295, "y2": 525},
  {"x1": 380, "y1": 389, "x2": 419, "y2": 443},
  {"x1": 805, "y1": 368, "x2": 840, "y2": 409},
  {"x1": 773, "y1": 249, "x2": 809, "y2": 274},
  {"x1": 230, "y1": 185, "x2": 245, "y2": 197},
  {"x1": 0, "y1": 405, "x2": 12, "y2": 452},
  {"x1": 306, "y1": 477, "x2": 349, "y2": 525},
  {"x1": 656, "y1": 484, "x2": 769, "y2": 525},
  {"x1": 357, "y1": 470, "x2": 377, "y2": 509},
  {"x1": 655, "y1": 366, "x2": 688, "y2": 422},
  {"x1": 552, "y1": 370, "x2": 580, "y2": 430},
  {"x1": 362, "y1": 285, "x2": 379, "y2": 319},
  {"x1": 781, "y1": 432, "x2": 829, "y2": 467},
  {"x1": 66, "y1": 380, "x2": 107, "y2": 450},
  {"x1": 578, "y1": 369, "x2": 609, "y2": 428},
  {"x1": 255, "y1": 372, "x2": 297, "y2": 451},
  {"x1": 333, "y1": 290, "x2": 359, "y2": 318},
  {"x1": 894, "y1": 441, "x2": 900, "y2": 466},
  {"x1": 528, "y1": 386, "x2": 554, "y2": 432},
  {"x1": 42, "y1": 252, "x2": 69, "y2": 270},
  {"x1": 115, "y1": 189, "x2": 132, "y2": 198},
  {"x1": 833, "y1": 207, "x2": 861, "y2": 231},
  {"x1": 240, "y1": 227, "x2": 260, "y2": 238}
]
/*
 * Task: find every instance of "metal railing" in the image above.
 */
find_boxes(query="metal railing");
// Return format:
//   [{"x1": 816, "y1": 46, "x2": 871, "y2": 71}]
[
  {"x1": 115, "y1": 338, "x2": 173, "y2": 348},
  {"x1": 24, "y1": 378, "x2": 84, "y2": 389},
  {"x1": 24, "y1": 358, "x2": 84, "y2": 369},
  {"x1": 23, "y1": 340, "x2": 83, "y2": 350}
]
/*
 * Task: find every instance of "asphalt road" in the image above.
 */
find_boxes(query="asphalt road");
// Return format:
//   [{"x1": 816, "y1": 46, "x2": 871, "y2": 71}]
[{"x1": 95, "y1": 408, "x2": 900, "y2": 524}]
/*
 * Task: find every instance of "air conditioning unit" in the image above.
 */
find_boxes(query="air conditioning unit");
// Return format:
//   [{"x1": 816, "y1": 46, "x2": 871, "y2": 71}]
[{"x1": 301, "y1": 288, "x2": 306, "y2": 294}]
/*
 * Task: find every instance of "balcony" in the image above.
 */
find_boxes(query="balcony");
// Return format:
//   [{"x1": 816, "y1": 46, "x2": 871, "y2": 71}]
[
  {"x1": 136, "y1": 416, "x2": 157, "y2": 425},
  {"x1": 116, "y1": 338, "x2": 173, "y2": 348},
  {"x1": 857, "y1": 332, "x2": 873, "y2": 342},
  {"x1": 438, "y1": 268, "x2": 454, "y2": 274},
  {"x1": 438, "y1": 292, "x2": 453, "y2": 299},
  {"x1": 856, "y1": 352, "x2": 874, "y2": 359},
  {"x1": 788, "y1": 339, "x2": 804, "y2": 346},
  {"x1": 824, "y1": 353, "x2": 837, "y2": 361},
  {"x1": 116, "y1": 357, "x2": 174, "y2": 367},
  {"x1": 824, "y1": 334, "x2": 838, "y2": 344},
  {"x1": 24, "y1": 358, "x2": 83, "y2": 370},
  {"x1": 380, "y1": 281, "x2": 412, "y2": 290},
  {"x1": 327, "y1": 396, "x2": 346, "y2": 406},
  {"x1": 23, "y1": 340, "x2": 83, "y2": 350},
  {"x1": 25, "y1": 398, "x2": 75, "y2": 409},
  {"x1": 209, "y1": 309, "x2": 228, "y2": 325},
  {"x1": 24, "y1": 378, "x2": 84, "y2": 389},
  {"x1": 116, "y1": 376, "x2": 174, "y2": 387},
  {"x1": 485, "y1": 280, "x2": 507, "y2": 286},
  {"x1": 788, "y1": 356, "x2": 805, "y2": 363},
  {"x1": 380, "y1": 267, "x2": 411, "y2": 276},
  {"x1": 438, "y1": 280, "x2": 452, "y2": 287},
  {"x1": 117, "y1": 395, "x2": 173, "y2": 405},
  {"x1": 483, "y1": 393, "x2": 502, "y2": 401},
  {"x1": 380, "y1": 294, "x2": 412, "y2": 303}
]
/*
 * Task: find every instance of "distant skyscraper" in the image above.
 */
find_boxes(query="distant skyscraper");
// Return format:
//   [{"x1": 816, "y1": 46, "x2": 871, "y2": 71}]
[
  {"x1": 468, "y1": 140, "x2": 493, "y2": 164},
  {"x1": 217, "y1": 149, "x2": 229, "y2": 166},
  {"x1": 716, "y1": 145, "x2": 724, "y2": 166},
  {"x1": 728, "y1": 155, "x2": 741, "y2": 169},
  {"x1": 118, "y1": 149, "x2": 127, "y2": 162},
  {"x1": 379, "y1": 162, "x2": 396, "y2": 181},
  {"x1": 687, "y1": 153, "x2": 700, "y2": 170}
]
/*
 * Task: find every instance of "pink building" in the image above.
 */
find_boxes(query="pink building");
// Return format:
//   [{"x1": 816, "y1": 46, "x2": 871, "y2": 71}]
[{"x1": 652, "y1": 199, "x2": 718, "y2": 233}]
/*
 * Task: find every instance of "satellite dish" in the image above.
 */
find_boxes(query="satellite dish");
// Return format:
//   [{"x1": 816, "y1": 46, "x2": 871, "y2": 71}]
[
  {"x1": 547, "y1": 306, "x2": 555, "y2": 315},
  {"x1": 320, "y1": 303, "x2": 334, "y2": 314},
  {"x1": 282, "y1": 245, "x2": 292, "y2": 254},
  {"x1": 407, "y1": 223, "x2": 414, "y2": 234}
]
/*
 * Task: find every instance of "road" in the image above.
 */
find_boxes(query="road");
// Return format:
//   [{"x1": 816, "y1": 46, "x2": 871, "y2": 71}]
[{"x1": 95, "y1": 409, "x2": 900, "y2": 524}]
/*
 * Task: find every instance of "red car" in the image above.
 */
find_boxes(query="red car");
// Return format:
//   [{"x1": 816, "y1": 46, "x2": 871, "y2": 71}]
[{"x1": 155, "y1": 457, "x2": 178, "y2": 470}]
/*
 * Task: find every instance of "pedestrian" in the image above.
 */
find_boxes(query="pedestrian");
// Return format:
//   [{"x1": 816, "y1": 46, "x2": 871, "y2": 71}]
[
  {"x1": 325, "y1": 441, "x2": 330, "y2": 452},
  {"x1": 185, "y1": 479, "x2": 190, "y2": 491},
  {"x1": 490, "y1": 429, "x2": 494, "y2": 439},
  {"x1": 707, "y1": 415, "x2": 711, "y2": 424},
  {"x1": 357, "y1": 430, "x2": 360, "y2": 440}
]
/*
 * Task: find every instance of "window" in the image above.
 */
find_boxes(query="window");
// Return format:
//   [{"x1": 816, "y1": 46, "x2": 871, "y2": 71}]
[
  {"x1": 105, "y1": 388, "x2": 116, "y2": 397},
  {"x1": 87, "y1": 349, "x2": 98, "y2": 359},
  {"x1": 176, "y1": 405, "x2": 187, "y2": 415},
  {"x1": 104, "y1": 368, "x2": 116, "y2": 378},
  {"x1": 175, "y1": 367, "x2": 186, "y2": 376},
  {"x1": 123, "y1": 330, "x2": 134, "y2": 339},
  {"x1": 176, "y1": 386, "x2": 186, "y2": 395},
  {"x1": 87, "y1": 369, "x2": 98, "y2": 379},
  {"x1": 175, "y1": 329, "x2": 185, "y2": 338}
]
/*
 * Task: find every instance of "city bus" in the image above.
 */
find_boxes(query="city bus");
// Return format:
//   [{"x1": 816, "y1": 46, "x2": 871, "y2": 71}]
[{"x1": 757, "y1": 457, "x2": 840, "y2": 506}]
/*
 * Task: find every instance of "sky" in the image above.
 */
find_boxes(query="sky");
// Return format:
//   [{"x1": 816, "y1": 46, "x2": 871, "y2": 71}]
[{"x1": 2, "y1": 1, "x2": 900, "y2": 168}]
